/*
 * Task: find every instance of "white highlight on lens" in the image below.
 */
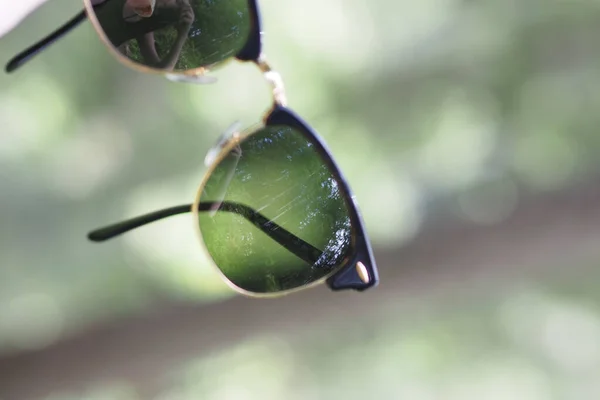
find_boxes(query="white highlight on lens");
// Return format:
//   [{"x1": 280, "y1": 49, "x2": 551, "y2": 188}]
[
  {"x1": 205, "y1": 121, "x2": 242, "y2": 167},
  {"x1": 165, "y1": 74, "x2": 218, "y2": 85}
]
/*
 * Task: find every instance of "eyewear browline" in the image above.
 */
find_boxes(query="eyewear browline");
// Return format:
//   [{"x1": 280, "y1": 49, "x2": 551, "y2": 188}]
[
  {"x1": 6, "y1": 8, "x2": 286, "y2": 105},
  {"x1": 88, "y1": 103, "x2": 379, "y2": 293},
  {"x1": 6, "y1": 0, "x2": 264, "y2": 74},
  {"x1": 6, "y1": 0, "x2": 379, "y2": 294}
]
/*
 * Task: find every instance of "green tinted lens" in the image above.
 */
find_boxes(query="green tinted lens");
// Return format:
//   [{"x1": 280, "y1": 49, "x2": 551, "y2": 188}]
[
  {"x1": 197, "y1": 125, "x2": 354, "y2": 294},
  {"x1": 90, "y1": 0, "x2": 251, "y2": 71}
]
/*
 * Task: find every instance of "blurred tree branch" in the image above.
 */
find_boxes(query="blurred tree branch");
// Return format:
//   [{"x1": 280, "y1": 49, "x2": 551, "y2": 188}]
[
  {"x1": 1, "y1": 180, "x2": 600, "y2": 399},
  {"x1": 0, "y1": 0, "x2": 49, "y2": 38}
]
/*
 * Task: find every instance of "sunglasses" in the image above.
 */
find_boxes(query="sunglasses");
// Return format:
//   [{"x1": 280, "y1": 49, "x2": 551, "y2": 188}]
[{"x1": 6, "y1": 0, "x2": 379, "y2": 297}]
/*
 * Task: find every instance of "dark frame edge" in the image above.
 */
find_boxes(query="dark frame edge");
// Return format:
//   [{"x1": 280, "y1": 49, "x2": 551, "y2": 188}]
[
  {"x1": 234, "y1": 0, "x2": 262, "y2": 62},
  {"x1": 264, "y1": 105, "x2": 380, "y2": 292}
]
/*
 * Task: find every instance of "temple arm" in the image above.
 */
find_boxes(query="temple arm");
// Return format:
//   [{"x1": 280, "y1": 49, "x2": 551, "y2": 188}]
[
  {"x1": 88, "y1": 201, "x2": 323, "y2": 265},
  {"x1": 5, "y1": 10, "x2": 87, "y2": 73}
]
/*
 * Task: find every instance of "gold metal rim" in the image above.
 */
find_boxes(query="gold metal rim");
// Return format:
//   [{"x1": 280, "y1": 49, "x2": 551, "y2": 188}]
[
  {"x1": 190, "y1": 122, "x2": 353, "y2": 299},
  {"x1": 82, "y1": 0, "x2": 225, "y2": 77},
  {"x1": 82, "y1": 1, "x2": 289, "y2": 107},
  {"x1": 81, "y1": 1, "x2": 343, "y2": 297}
]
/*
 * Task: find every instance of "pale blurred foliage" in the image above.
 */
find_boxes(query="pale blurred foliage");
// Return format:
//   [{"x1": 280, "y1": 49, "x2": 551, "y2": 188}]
[{"x1": 1, "y1": 0, "x2": 600, "y2": 398}]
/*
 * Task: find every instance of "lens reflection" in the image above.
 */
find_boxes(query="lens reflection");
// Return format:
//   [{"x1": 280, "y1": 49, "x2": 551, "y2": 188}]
[
  {"x1": 89, "y1": 0, "x2": 251, "y2": 71},
  {"x1": 197, "y1": 125, "x2": 354, "y2": 294}
]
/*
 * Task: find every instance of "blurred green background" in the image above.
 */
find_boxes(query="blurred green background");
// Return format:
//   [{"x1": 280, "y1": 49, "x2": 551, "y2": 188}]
[{"x1": 2, "y1": 0, "x2": 600, "y2": 398}]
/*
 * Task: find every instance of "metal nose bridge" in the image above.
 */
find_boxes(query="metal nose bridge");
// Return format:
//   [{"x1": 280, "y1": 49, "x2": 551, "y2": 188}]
[
  {"x1": 164, "y1": 57, "x2": 287, "y2": 106},
  {"x1": 255, "y1": 58, "x2": 288, "y2": 107}
]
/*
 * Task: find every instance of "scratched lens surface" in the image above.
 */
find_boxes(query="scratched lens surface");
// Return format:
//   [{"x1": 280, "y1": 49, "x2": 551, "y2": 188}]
[
  {"x1": 88, "y1": 0, "x2": 251, "y2": 71},
  {"x1": 196, "y1": 125, "x2": 354, "y2": 294}
]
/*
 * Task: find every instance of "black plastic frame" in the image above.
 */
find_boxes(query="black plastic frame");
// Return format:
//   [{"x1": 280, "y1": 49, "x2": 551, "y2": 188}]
[
  {"x1": 265, "y1": 106, "x2": 379, "y2": 292},
  {"x1": 6, "y1": 0, "x2": 379, "y2": 294},
  {"x1": 88, "y1": 106, "x2": 379, "y2": 293},
  {"x1": 5, "y1": 0, "x2": 263, "y2": 73}
]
